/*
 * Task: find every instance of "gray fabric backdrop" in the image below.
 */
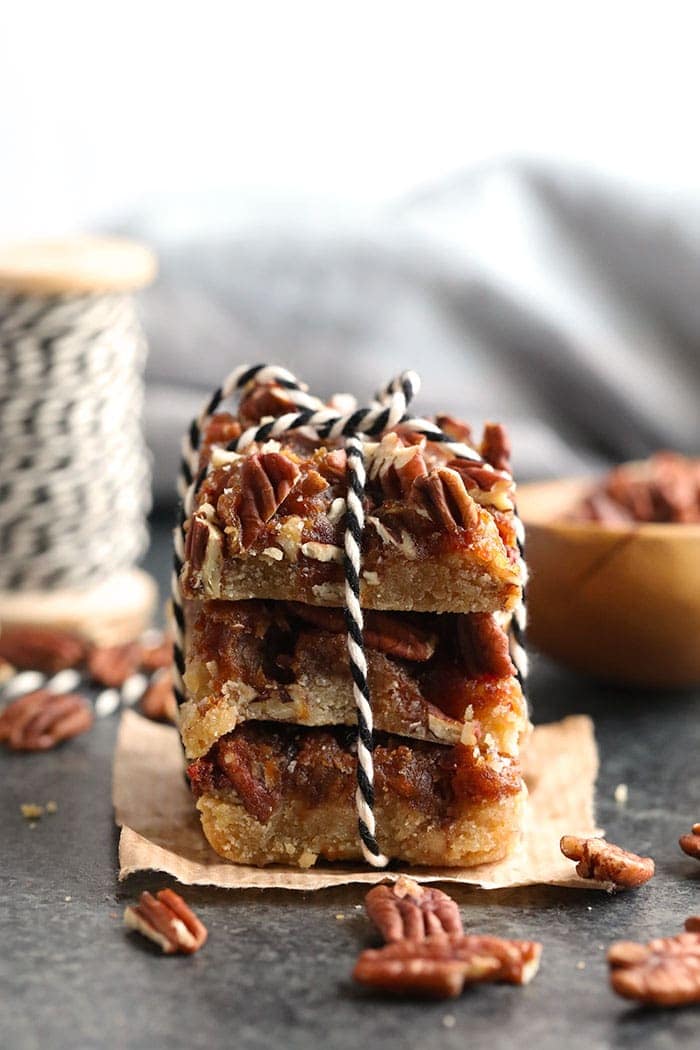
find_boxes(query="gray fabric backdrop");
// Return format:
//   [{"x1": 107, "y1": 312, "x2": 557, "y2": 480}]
[{"x1": 134, "y1": 161, "x2": 700, "y2": 504}]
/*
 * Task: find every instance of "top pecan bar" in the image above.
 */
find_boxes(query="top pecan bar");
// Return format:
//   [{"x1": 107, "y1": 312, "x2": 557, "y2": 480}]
[{"x1": 180, "y1": 385, "x2": 522, "y2": 613}]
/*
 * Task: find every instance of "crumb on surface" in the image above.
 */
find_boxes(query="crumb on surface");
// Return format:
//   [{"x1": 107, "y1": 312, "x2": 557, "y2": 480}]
[
  {"x1": 64, "y1": 896, "x2": 72, "y2": 902},
  {"x1": 21, "y1": 803, "x2": 44, "y2": 820},
  {"x1": 576, "y1": 960, "x2": 586, "y2": 970},
  {"x1": 45, "y1": 800, "x2": 58, "y2": 814},
  {"x1": 614, "y1": 783, "x2": 629, "y2": 804},
  {"x1": 442, "y1": 1015, "x2": 456, "y2": 1029},
  {"x1": 335, "y1": 913, "x2": 345, "y2": 920}
]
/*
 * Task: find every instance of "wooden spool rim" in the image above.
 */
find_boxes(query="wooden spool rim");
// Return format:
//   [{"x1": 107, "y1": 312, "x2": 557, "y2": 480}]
[{"x1": 0, "y1": 235, "x2": 157, "y2": 295}]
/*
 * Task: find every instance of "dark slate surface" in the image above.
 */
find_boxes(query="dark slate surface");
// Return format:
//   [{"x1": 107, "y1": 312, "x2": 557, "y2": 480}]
[{"x1": 3, "y1": 513, "x2": 699, "y2": 1050}]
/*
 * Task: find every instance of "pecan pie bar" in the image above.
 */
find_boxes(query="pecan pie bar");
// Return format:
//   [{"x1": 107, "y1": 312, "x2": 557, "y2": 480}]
[
  {"x1": 180, "y1": 598, "x2": 529, "y2": 760},
  {"x1": 180, "y1": 391, "x2": 522, "y2": 613},
  {"x1": 186, "y1": 723, "x2": 527, "y2": 868},
  {"x1": 177, "y1": 378, "x2": 528, "y2": 870}
]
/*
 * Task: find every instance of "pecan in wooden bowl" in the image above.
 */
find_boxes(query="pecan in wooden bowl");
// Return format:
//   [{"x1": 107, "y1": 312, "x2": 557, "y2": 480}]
[{"x1": 517, "y1": 454, "x2": 700, "y2": 687}]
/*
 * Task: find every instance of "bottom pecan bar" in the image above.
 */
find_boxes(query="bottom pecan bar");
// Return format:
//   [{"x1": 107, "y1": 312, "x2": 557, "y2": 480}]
[{"x1": 187, "y1": 722, "x2": 527, "y2": 868}]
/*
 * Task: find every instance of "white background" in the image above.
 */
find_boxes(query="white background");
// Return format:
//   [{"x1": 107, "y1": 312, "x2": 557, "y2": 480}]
[{"x1": 1, "y1": 1, "x2": 700, "y2": 238}]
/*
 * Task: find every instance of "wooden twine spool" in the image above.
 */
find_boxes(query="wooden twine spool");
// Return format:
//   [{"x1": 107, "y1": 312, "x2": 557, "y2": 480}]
[{"x1": 0, "y1": 237, "x2": 158, "y2": 644}]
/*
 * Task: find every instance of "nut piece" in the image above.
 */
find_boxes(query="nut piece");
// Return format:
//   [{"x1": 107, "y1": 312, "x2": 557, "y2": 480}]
[
  {"x1": 560, "y1": 835, "x2": 655, "y2": 889},
  {"x1": 608, "y1": 931, "x2": 700, "y2": 1006},
  {"x1": 457, "y1": 614, "x2": 515, "y2": 679},
  {"x1": 140, "y1": 670, "x2": 177, "y2": 723},
  {"x1": 685, "y1": 917, "x2": 700, "y2": 933},
  {"x1": 0, "y1": 625, "x2": 87, "y2": 673},
  {"x1": 0, "y1": 690, "x2": 93, "y2": 750},
  {"x1": 364, "y1": 876, "x2": 464, "y2": 943},
  {"x1": 481, "y1": 422, "x2": 512, "y2": 473},
  {"x1": 285, "y1": 603, "x2": 437, "y2": 662},
  {"x1": 87, "y1": 642, "x2": 141, "y2": 687},
  {"x1": 679, "y1": 823, "x2": 700, "y2": 859},
  {"x1": 413, "y1": 468, "x2": 480, "y2": 532},
  {"x1": 238, "y1": 452, "x2": 301, "y2": 548},
  {"x1": 435, "y1": 414, "x2": 474, "y2": 446},
  {"x1": 139, "y1": 632, "x2": 173, "y2": 673},
  {"x1": 124, "y1": 889, "x2": 207, "y2": 955},
  {"x1": 354, "y1": 933, "x2": 542, "y2": 999}
]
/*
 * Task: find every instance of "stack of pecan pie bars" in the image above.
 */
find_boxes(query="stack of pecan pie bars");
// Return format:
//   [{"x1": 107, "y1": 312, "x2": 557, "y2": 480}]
[{"x1": 179, "y1": 383, "x2": 530, "y2": 868}]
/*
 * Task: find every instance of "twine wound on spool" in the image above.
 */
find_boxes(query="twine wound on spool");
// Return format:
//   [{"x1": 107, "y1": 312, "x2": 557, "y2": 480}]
[{"x1": 0, "y1": 237, "x2": 157, "y2": 643}]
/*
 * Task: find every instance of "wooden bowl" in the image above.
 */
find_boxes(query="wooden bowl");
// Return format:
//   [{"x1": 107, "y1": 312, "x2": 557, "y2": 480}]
[{"x1": 517, "y1": 477, "x2": 700, "y2": 687}]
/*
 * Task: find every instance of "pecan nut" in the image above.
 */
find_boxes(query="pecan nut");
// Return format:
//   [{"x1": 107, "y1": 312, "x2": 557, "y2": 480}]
[
  {"x1": 286, "y1": 603, "x2": 437, "y2": 662},
  {"x1": 140, "y1": 670, "x2": 177, "y2": 723},
  {"x1": 679, "y1": 823, "x2": 700, "y2": 859},
  {"x1": 354, "y1": 933, "x2": 542, "y2": 998},
  {"x1": 139, "y1": 631, "x2": 173, "y2": 672},
  {"x1": 368, "y1": 433, "x2": 428, "y2": 499},
  {"x1": 571, "y1": 452, "x2": 700, "y2": 524},
  {"x1": 560, "y1": 836, "x2": 655, "y2": 889},
  {"x1": 365, "y1": 876, "x2": 463, "y2": 943},
  {"x1": 87, "y1": 642, "x2": 141, "y2": 687},
  {"x1": 481, "y1": 422, "x2": 512, "y2": 473},
  {"x1": 0, "y1": 689, "x2": 93, "y2": 750},
  {"x1": 685, "y1": 917, "x2": 700, "y2": 933},
  {"x1": 237, "y1": 453, "x2": 300, "y2": 548},
  {"x1": 0, "y1": 625, "x2": 87, "y2": 674},
  {"x1": 238, "y1": 383, "x2": 296, "y2": 425},
  {"x1": 412, "y1": 467, "x2": 480, "y2": 532},
  {"x1": 0, "y1": 656, "x2": 15, "y2": 683},
  {"x1": 124, "y1": 889, "x2": 207, "y2": 955},
  {"x1": 608, "y1": 931, "x2": 700, "y2": 1006},
  {"x1": 435, "y1": 414, "x2": 474, "y2": 446},
  {"x1": 457, "y1": 614, "x2": 515, "y2": 678}
]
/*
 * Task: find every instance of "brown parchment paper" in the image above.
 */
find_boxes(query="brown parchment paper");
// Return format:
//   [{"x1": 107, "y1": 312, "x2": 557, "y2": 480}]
[{"x1": 113, "y1": 710, "x2": 601, "y2": 890}]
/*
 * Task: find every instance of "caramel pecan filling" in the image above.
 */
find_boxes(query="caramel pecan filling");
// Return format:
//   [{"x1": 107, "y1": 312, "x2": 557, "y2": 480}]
[
  {"x1": 187, "y1": 599, "x2": 518, "y2": 730},
  {"x1": 187, "y1": 723, "x2": 522, "y2": 825}
]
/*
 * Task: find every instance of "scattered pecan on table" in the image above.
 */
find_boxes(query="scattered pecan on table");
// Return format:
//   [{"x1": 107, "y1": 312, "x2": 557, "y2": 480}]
[
  {"x1": 0, "y1": 689, "x2": 93, "y2": 750},
  {"x1": 354, "y1": 933, "x2": 542, "y2": 999},
  {"x1": 124, "y1": 889, "x2": 207, "y2": 955},
  {"x1": 0, "y1": 656, "x2": 15, "y2": 683},
  {"x1": 139, "y1": 631, "x2": 173, "y2": 673},
  {"x1": 0, "y1": 625, "x2": 87, "y2": 674},
  {"x1": 679, "y1": 824, "x2": 700, "y2": 860},
  {"x1": 140, "y1": 670, "x2": 177, "y2": 723},
  {"x1": 87, "y1": 642, "x2": 142, "y2": 687},
  {"x1": 560, "y1": 835, "x2": 655, "y2": 889},
  {"x1": 364, "y1": 876, "x2": 463, "y2": 943},
  {"x1": 608, "y1": 930, "x2": 700, "y2": 1006}
]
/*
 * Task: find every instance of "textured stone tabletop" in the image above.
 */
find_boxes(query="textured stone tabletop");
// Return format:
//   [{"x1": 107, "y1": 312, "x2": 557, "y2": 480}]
[{"x1": 3, "y1": 515, "x2": 699, "y2": 1050}]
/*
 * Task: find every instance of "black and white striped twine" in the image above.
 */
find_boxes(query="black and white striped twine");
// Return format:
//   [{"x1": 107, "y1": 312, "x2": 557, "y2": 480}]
[
  {"x1": 0, "y1": 290, "x2": 151, "y2": 591},
  {"x1": 172, "y1": 364, "x2": 528, "y2": 868}
]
